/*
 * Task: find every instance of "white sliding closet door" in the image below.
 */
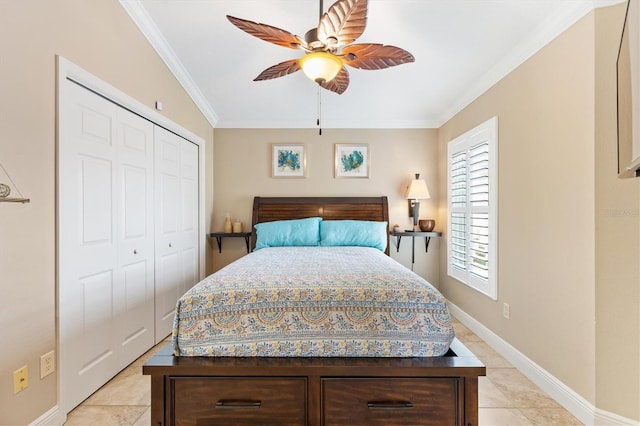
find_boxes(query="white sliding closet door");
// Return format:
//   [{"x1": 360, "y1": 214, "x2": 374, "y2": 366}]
[
  {"x1": 154, "y1": 126, "x2": 199, "y2": 342},
  {"x1": 117, "y1": 108, "x2": 156, "y2": 360},
  {"x1": 58, "y1": 57, "x2": 205, "y2": 417},
  {"x1": 59, "y1": 80, "x2": 155, "y2": 411},
  {"x1": 179, "y1": 139, "x2": 200, "y2": 305}
]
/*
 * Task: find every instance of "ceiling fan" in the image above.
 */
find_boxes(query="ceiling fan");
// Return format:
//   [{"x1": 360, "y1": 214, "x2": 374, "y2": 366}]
[{"x1": 227, "y1": 0, "x2": 415, "y2": 94}]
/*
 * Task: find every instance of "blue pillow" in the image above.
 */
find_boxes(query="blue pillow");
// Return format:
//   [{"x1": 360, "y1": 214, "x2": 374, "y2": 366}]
[
  {"x1": 319, "y1": 220, "x2": 388, "y2": 251},
  {"x1": 254, "y1": 217, "x2": 321, "y2": 250}
]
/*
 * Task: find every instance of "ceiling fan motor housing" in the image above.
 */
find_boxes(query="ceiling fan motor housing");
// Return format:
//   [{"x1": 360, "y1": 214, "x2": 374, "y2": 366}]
[{"x1": 305, "y1": 28, "x2": 337, "y2": 52}]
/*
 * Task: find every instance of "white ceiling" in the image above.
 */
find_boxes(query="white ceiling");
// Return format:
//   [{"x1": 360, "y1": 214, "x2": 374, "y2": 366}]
[{"x1": 121, "y1": 0, "x2": 623, "y2": 129}]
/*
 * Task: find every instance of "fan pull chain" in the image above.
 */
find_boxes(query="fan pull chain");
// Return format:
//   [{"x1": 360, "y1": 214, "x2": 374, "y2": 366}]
[{"x1": 317, "y1": 84, "x2": 322, "y2": 136}]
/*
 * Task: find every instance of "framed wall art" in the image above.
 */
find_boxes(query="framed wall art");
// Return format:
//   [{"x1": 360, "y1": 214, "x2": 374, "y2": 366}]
[
  {"x1": 335, "y1": 143, "x2": 369, "y2": 178},
  {"x1": 272, "y1": 144, "x2": 306, "y2": 178}
]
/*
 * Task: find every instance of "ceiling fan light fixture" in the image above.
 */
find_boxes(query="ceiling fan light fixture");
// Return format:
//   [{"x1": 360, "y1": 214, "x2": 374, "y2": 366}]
[
  {"x1": 227, "y1": 0, "x2": 413, "y2": 94},
  {"x1": 299, "y1": 51, "x2": 343, "y2": 83}
]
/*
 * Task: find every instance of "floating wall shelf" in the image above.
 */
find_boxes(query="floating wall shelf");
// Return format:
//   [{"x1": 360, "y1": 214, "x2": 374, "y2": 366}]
[
  {"x1": 0, "y1": 197, "x2": 30, "y2": 204},
  {"x1": 0, "y1": 164, "x2": 30, "y2": 204}
]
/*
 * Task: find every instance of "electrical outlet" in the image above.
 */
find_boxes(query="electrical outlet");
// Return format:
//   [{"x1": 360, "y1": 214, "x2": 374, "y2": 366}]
[
  {"x1": 13, "y1": 366, "x2": 29, "y2": 394},
  {"x1": 40, "y1": 351, "x2": 55, "y2": 379},
  {"x1": 503, "y1": 303, "x2": 510, "y2": 320}
]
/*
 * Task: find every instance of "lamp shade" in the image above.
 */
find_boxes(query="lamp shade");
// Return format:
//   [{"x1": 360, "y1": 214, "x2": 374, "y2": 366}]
[
  {"x1": 299, "y1": 52, "x2": 343, "y2": 83},
  {"x1": 405, "y1": 173, "x2": 431, "y2": 200}
]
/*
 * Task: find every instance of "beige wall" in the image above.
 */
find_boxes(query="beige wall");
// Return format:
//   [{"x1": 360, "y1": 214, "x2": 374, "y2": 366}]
[
  {"x1": 438, "y1": 5, "x2": 639, "y2": 421},
  {"x1": 0, "y1": 1, "x2": 213, "y2": 424},
  {"x1": 438, "y1": 9, "x2": 598, "y2": 405},
  {"x1": 211, "y1": 128, "x2": 441, "y2": 283},
  {"x1": 1, "y1": 0, "x2": 638, "y2": 424},
  {"x1": 594, "y1": 5, "x2": 640, "y2": 420}
]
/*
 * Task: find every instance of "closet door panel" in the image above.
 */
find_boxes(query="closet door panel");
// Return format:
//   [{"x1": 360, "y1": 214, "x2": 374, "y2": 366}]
[
  {"x1": 179, "y1": 140, "x2": 199, "y2": 296},
  {"x1": 59, "y1": 65, "x2": 202, "y2": 414},
  {"x1": 154, "y1": 127, "x2": 183, "y2": 342},
  {"x1": 154, "y1": 127, "x2": 200, "y2": 342},
  {"x1": 59, "y1": 81, "x2": 120, "y2": 411},
  {"x1": 116, "y1": 109, "x2": 155, "y2": 363}
]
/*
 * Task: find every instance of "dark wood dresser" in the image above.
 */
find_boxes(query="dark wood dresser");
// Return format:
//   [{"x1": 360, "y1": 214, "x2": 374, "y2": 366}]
[{"x1": 143, "y1": 339, "x2": 485, "y2": 426}]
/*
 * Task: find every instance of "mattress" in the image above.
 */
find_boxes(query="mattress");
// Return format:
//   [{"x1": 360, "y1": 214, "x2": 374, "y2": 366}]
[{"x1": 173, "y1": 246, "x2": 455, "y2": 357}]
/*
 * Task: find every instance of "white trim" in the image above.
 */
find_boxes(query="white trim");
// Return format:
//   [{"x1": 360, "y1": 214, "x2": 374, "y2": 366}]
[
  {"x1": 594, "y1": 0, "x2": 630, "y2": 8},
  {"x1": 448, "y1": 302, "x2": 640, "y2": 426},
  {"x1": 118, "y1": 0, "x2": 219, "y2": 128},
  {"x1": 595, "y1": 408, "x2": 640, "y2": 426},
  {"x1": 57, "y1": 55, "x2": 207, "y2": 288},
  {"x1": 29, "y1": 405, "x2": 63, "y2": 426},
  {"x1": 118, "y1": 0, "x2": 623, "y2": 129},
  {"x1": 57, "y1": 56, "x2": 205, "y2": 146},
  {"x1": 56, "y1": 55, "x2": 207, "y2": 414},
  {"x1": 447, "y1": 116, "x2": 498, "y2": 300},
  {"x1": 218, "y1": 117, "x2": 442, "y2": 129},
  {"x1": 435, "y1": 0, "x2": 626, "y2": 127}
]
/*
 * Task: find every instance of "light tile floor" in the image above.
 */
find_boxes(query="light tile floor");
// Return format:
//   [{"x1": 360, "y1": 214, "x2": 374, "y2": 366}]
[{"x1": 65, "y1": 317, "x2": 583, "y2": 425}]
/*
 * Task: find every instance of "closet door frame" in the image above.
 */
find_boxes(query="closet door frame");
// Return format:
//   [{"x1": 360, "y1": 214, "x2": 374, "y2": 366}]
[{"x1": 56, "y1": 56, "x2": 206, "y2": 416}]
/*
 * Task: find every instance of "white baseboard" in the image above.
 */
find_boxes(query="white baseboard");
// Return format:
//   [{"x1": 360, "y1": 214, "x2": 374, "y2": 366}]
[
  {"x1": 595, "y1": 408, "x2": 640, "y2": 426},
  {"x1": 30, "y1": 405, "x2": 64, "y2": 426},
  {"x1": 25, "y1": 303, "x2": 638, "y2": 426},
  {"x1": 447, "y1": 302, "x2": 639, "y2": 426}
]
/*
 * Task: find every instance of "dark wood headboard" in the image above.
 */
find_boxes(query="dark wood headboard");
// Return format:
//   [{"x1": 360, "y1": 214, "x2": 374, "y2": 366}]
[{"x1": 251, "y1": 196, "x2": 390, "y2": 255}]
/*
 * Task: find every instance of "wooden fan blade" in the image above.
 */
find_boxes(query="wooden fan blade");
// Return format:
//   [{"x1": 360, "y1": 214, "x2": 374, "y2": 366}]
[
  {"x1": 254, "y1": 59, "x2": 301, "y2": 81},
  {"x1": 227, "y1": 15, "x2": 305, "y2": 50},
  {"x1": 341, "y1": 43, "x2": 415, "y2": 70},
  {"x1": 320, "y1": 67, "x2": 350, "y2": 94},
  {"x1": 317, "y1": 0, "x2": 368, "y2": 48}
]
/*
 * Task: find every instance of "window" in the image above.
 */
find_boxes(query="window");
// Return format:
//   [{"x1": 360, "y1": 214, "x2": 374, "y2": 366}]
[{"x1": 447, "y1": 116, "x2": 498, "y2": 299}]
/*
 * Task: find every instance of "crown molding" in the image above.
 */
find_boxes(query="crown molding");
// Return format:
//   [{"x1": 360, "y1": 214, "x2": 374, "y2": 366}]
[
  {"x1": 120, "y1": 0, "x2": 624, "y2": 130},
  {"x1": 217, "y1": 117, "x2": 441, "y2": 129},
  {"x1": 435, "y1": 0, "x2": 626, "y2": 128},
  {"x1": 119, "y1": 0, "x2": 219, "y2": 128}
]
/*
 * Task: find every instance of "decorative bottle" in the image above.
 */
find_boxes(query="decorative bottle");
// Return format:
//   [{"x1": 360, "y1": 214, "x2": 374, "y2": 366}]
[{"x1": 223, "y1": 213, "x2": 232, "y2": 233}]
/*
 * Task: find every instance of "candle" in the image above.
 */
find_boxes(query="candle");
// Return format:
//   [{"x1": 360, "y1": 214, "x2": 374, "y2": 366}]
[
  {"x1": 232, "y1": 221, "x2": 242, "y2": 233},
  {"x1": 224, "y1": 213, "x2": 232, "y2": 233}
]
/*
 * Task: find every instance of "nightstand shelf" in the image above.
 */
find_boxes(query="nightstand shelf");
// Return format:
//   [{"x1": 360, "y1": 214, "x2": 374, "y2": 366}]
[
  {"x1": 390, "y1": 230, "x2": 442, "y2": 270},
  {"x1": 209, "y1": 232, "x2": 252, "y2": 253},
  {"x1": 0, "y1": 197, "x2": 30, "y2": 203}
]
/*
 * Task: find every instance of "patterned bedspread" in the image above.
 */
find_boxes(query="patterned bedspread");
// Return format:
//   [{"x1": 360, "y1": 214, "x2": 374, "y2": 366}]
[{"x1": 173, "y1": 246, "x2": 454, "y2": 357}]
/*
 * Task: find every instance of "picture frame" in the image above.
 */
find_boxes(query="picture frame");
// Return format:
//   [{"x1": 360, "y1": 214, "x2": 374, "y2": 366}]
[
  {"x1": 272, "y1": 144, "x2": 306, "y2": 178},
  {"x1": 334, "y1": 143, "x2": 370, "y2": 178}
]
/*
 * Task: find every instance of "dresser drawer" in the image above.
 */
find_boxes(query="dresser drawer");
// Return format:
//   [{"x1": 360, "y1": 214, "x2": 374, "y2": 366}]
[
  {"x1": 322, "y1": 377, "x2": 459, "y2": 425},
  {"x1": 171, "y1": 377, "x2": 306, "y2": 426}
]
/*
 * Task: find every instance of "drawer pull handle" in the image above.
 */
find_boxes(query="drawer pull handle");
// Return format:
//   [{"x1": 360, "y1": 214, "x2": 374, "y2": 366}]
[
  {"x1": 215, "y1": 400, "x2": 262, "y2": 409},
  {"x1": 367, "y1": 401, "x2": 414, "y2": 410}
]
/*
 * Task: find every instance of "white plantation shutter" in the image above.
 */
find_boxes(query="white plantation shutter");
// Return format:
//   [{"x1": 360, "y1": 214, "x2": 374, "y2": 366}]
[
  {"x1": 450, "y1": 151, "x2": 467, "y2": 272},
  {"x1": 470, "y1": 212, "x2": 489, "y2": 280},
  {"x1": 447, "y1": 117, "x2": 497, "y2": 299},
  {"x1": 469, "y1": 143, "x2": 489, "y2": 281}
]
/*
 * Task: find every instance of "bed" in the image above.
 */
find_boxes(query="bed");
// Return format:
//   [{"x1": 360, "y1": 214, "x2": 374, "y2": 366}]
[{"x1": 143, "y1": 196, "x2": 485, "y2": 426}]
